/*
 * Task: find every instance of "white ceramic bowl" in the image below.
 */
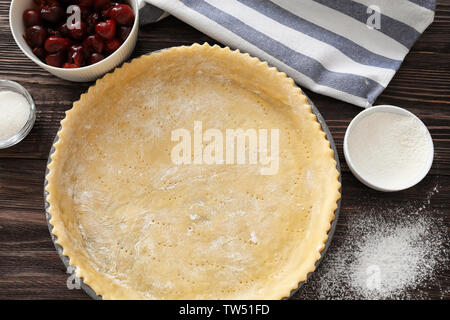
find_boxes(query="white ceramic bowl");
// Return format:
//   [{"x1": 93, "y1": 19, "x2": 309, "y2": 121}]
[
  {"x1": 344, "y1": 105, "x2": 434, "y2": 192},
  {"x1": 9, "y1": 0, "x2": 139, "y2": 82}
]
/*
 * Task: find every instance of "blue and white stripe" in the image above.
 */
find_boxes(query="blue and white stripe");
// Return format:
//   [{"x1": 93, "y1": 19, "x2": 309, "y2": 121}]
[{"x1": 140, "y1": 0, "x2": 435, "y2": 107}]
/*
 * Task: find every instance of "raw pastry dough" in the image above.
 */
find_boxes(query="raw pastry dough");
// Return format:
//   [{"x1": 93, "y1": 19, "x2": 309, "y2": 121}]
[{"x1": 46, "y1": 44, "x2": 340, "y2": 299}]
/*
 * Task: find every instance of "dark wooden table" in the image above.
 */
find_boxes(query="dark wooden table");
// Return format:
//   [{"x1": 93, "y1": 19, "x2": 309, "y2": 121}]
[{"x1": 0, "y1": 0, "x2": 449, "y2": 300}]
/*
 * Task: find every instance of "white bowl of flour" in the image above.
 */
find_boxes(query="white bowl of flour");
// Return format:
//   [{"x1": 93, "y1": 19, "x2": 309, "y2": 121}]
[{"x1": 344, "y1": 105, "x2": 434, "y2": 192}]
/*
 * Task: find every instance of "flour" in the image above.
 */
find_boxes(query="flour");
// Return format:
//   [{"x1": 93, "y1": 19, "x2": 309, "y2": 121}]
[
  {"x1": 250, "y1": 231, "x2": 259, "y2": 244},
  {"x1": 298, "y1": 184, "x2": 448, "y2": 299},
  {"x1": 347, "y1": 111, "x2": 432, "y2": 189},
  {"x1": 349, "y1": 221, "x2": 438, "y2": 299}
]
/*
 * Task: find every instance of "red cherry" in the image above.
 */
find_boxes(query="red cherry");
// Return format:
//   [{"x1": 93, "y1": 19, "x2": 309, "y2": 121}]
[
  {"x1": 63, "y1": 62, "x2": 78, "y2": 68},
  {"x1": 69, "y1": 44, "x2": 84, "y2": 56},
  {"x1": 78, "y1": 5, "x2": 91, "y2": 20},
  {"x1": 69, "y1": 45, "x2": 85, "y2": 67},
  {"x1": 34, "y1": 0, "x2": 58, "y2": 9},
  {"x1": 105, "y1": 37, "x2": 121, "y2": 54},
  {"x1": 108, "y1": 4, "x2": 134, "y2": 26},
  {"x1": 47, "y1": 26, "x2": 62, "y2": 37},
  {"x1": 117, "y1": 25, "x2": 131, "y2": 42},
  {"x1": 25, "y1": 25, "x2": 47, "y2": 47},
  {"x1": 94, "y1": 0, "x2": 111, "y2": 10},
  {"x1": 86, "y1": 12, "x2": 99, "y2": 34},
  {"x1": 32, "y1": 47, "x2": 46, "y2": 61},
  {"x1": 101, "y1": 2, "x2": 118, "y2": 19},
  {"x1": 77, "y1": 0, "x2": 94, "y2": 6},
  {"x1": 44, "y1": 36, "x2": 72, "y2": 53},
  {"x1": 58, "y1": 23, "x2": 70, "y2": 37},
  {"x1": 83, "y1": 34, "x2": 104, "y2": 53},
  {"x1": 101, "y1": 7, "x2": 111, "y2": 19},
  {"x1": 95, "y1": 19, "x2": 116, "y2": 40},
  {"x1": 33, "y1": 0, "x2": 45, "y2": 7},
  {"x1": 68, "y1": 21, "x2": 87, "y2": 40},
  {"x1": 88, "y1": 53, "x2": 105, "y2": 65},
  {"x1": 40, "y1": 5, "x2": 65, "y2": 24},
  {"x1": 45, "y1": 51, "x2": 66, "y2": 67},
  {"x1": 23, "y1": 9, "x2": 42, "y2": 27}
]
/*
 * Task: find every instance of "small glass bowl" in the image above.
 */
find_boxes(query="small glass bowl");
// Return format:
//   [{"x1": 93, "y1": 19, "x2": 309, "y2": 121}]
[{"x1": 0, "y1": 80, "x2": 36, "y2": 149}]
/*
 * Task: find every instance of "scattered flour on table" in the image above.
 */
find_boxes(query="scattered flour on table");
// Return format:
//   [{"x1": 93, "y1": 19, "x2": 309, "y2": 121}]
[
  {"x1": 349, "y1": 218, "x2": 440, "y2": 299},
  {"x1": 300, "y1": 184, "x2": 448, "y2": 299}
]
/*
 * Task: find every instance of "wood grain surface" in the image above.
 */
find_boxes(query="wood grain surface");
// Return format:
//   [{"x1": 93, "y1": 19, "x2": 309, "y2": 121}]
[{"x1": 0, "y1": 0, "x2": 449, "y2": 300}]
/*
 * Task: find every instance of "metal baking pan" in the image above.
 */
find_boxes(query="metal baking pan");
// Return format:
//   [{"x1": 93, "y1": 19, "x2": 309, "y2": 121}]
[{"x1": 44, "y1": 50, "x2": 341, "y2": 300}]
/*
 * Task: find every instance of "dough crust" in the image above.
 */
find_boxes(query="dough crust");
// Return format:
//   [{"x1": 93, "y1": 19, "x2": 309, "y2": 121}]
[{"x1": 46, "y1": 44, "x2": 341, "y2": 299}]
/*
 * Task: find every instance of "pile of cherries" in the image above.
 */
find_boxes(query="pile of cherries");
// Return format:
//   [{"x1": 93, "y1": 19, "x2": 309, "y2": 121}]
[{"x1": 23, "y1": 0, "x2": 135, "y2": 68}]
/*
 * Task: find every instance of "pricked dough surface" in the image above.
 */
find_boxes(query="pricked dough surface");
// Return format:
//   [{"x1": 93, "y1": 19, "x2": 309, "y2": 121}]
[{"x1": 46, "y1": 44, "x2": 340, "y2": 299}]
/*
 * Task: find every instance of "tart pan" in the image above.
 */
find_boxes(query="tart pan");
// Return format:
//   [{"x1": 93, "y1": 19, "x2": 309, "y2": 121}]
[{"x1": 44, "y1": 50, "x2": 341, "y2": 300}]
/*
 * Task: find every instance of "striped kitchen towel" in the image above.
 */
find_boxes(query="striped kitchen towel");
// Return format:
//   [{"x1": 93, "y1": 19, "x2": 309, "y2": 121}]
[{"x1": 139, "y1": 0, "x2": 436, "y2": 107}]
